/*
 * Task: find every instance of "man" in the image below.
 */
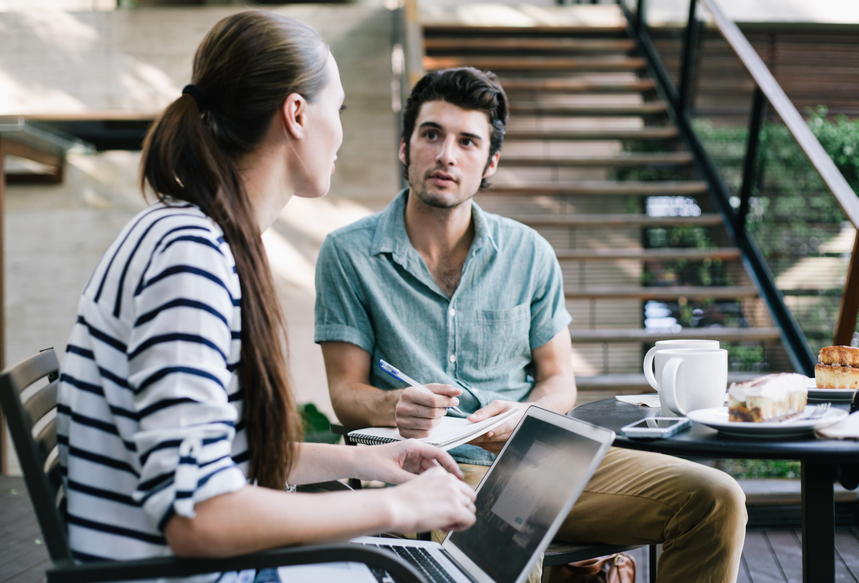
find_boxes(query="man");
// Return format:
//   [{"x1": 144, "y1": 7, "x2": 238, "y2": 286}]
[{"x1": 315, "y1": 67, "x2": 746, "y2": 583}]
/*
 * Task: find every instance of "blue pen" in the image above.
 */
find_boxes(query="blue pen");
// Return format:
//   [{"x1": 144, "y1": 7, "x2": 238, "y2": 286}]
[{"x1": 379, "y1": 359, "x2": 467, "y2": 417}]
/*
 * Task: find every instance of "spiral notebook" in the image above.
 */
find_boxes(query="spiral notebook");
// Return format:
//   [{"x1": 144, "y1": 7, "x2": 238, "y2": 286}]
[{"x1": 347, "y1": 408, "x2": 518, "y2": 450}]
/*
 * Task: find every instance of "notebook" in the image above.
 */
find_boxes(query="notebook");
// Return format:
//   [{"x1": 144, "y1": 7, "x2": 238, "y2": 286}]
[
  {"x1": 347, "y1": 408, "x2": 518, "y2": 450},
  {"x1": 353, "y1": 405, "x2": 616, "y2": 583}
]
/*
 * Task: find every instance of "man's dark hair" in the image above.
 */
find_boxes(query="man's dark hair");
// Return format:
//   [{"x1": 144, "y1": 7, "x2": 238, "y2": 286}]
[{"x1": 401, "y1": 67, "x2": 508, "y2": 190}]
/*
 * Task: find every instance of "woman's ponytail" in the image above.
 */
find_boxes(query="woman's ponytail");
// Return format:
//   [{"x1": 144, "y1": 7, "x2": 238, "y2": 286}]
[{"x1": 140, "y1": 11, "x2": 329, "y2": 490}]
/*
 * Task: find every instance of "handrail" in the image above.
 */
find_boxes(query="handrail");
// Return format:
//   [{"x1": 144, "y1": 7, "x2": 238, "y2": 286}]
[
  {"x1": 403, "y1": 0, "x2": 426, "y2": 90},
  {"x1": 699, "y1": 0, "x2": 859, "y2": 230},
  {"x1": 618, "y1": 0, "x2": 821, "y2": 373}
]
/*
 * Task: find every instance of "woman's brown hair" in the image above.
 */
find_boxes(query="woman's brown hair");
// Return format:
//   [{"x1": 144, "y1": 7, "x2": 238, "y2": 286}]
[{"x1": 140, "y1": 10, "x2": 330, "y2": 489}]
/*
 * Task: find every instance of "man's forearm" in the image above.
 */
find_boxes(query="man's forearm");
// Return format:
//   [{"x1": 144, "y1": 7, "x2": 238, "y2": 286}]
[
  {"x1": 331, "y1": 382, "x2": 403, "y2": 429},
  {"x1": 526, "y1": 374, "x2": 577, "y2": 414}
]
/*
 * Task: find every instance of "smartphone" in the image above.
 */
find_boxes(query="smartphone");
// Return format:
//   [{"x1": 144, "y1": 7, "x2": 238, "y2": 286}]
[{"x1": 621, "y1": 417, "x2": 691, "y2": 439}]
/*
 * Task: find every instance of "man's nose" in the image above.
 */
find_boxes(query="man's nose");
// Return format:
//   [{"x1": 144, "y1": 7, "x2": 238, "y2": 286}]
[{"x1": 436, "y1": 136, "x2": 457, "y2": 165}]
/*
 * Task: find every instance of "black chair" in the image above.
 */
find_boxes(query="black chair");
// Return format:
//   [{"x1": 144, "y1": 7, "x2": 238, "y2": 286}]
[{"x1": 0, "y1": 349, "x2": 428, "y2": 583}]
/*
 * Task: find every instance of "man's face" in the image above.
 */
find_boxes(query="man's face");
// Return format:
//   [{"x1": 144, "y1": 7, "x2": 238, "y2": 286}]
[{"x1": 399, "y1": 100, "x2": 500, "y2": 210}]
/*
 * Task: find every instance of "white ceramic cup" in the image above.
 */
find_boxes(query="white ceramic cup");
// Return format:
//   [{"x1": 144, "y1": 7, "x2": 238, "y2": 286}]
[
  {"x1": 656, "y1": 348, "x2": 728, "y2": 416},
  {"x1": 643, "y1": 339, "x2": 721, "y2": 391}
]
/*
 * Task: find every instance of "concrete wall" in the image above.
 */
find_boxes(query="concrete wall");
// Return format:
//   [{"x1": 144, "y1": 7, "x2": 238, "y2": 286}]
[{"x1": 2, "y1": 5, "x2": 402, "y2": 474}]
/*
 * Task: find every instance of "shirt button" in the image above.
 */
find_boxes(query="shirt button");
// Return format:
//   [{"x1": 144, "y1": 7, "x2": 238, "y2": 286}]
[
  {"x1": 449, "y1": 309, "x2": 456, "y2": 317},
  {"x1": 449, "y1": 354, "x2": 457, "y2": 363}
]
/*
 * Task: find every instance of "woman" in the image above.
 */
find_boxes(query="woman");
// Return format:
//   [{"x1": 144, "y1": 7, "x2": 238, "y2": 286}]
[{"x1": 56, "y1": 9, "x2": 475, "y2": 570}]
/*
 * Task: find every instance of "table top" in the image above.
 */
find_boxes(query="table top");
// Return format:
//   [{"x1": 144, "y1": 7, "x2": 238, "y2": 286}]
[{"x1": 567, "y1": 399, "x2": 859, "y2": 462}]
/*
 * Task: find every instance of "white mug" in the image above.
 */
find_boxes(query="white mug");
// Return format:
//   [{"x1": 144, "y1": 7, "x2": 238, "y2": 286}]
[
  {"x1": 656, "y1": 348, "x2": 728, "y2": 416},
  {"x1": 643, "y1": 339, "x2": 720, "y2": 391}
]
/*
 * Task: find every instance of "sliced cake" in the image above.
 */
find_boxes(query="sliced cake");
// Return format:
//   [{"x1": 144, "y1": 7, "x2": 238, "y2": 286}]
[
  {"x1": 728, "y1": 373, "x2": 808, "y2": 422},
  {"x1": 815, "y1": 345, "x2": 859, "y2": 389}
]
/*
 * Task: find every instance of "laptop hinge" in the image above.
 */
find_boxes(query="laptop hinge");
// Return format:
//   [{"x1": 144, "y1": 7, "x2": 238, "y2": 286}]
[{"x1": 440, "y1": 548, "x2": 481, "y2": 583}]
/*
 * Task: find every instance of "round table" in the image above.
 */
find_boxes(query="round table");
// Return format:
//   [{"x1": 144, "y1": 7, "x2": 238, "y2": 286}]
[{"x1": 567, "y1": 399, "x2": 859, "y2": 583}]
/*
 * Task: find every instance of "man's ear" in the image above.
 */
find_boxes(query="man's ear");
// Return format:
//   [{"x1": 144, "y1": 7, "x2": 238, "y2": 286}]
[
  {"x1": 282, "y1": 93, "x2": 308, "y2": 139},
  {"x1": 398, "y1": 139, "x2": 408, "y2": 166},
  {"x1": 482, "y1": 151, "x2": 501, "y2": 179}
]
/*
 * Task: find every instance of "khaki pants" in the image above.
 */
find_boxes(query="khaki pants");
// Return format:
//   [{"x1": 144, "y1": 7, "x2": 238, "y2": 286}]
[{"x1": 434, "y1": 447, "x2": 747, "y2": 583}]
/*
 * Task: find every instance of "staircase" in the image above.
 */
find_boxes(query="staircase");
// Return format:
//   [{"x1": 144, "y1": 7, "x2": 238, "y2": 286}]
[{"x1": 421, "y1": 22, "x2": 787, "y2": 403}]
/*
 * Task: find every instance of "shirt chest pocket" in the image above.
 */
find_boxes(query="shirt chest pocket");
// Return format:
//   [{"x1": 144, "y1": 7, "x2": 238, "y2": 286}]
[{"x1": 477, "y1": 303, "x2": 531, "y2": 371}]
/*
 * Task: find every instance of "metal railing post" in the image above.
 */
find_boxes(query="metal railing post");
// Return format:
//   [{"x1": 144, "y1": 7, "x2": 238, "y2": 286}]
[
  {"x1": 736, "y1": 87, "x2": 768, "y2": 232},
  {"x1": 677, "y1": 0, "x2": 700, "y2": 117},
  {"x1": 636, "y1": 0, "x2": 646, "y2": 32}
]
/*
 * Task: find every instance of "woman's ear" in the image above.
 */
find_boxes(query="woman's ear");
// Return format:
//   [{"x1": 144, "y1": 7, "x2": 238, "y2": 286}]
[{"x1": 282, "y1": 93, "x2": 307, "y2": 139}]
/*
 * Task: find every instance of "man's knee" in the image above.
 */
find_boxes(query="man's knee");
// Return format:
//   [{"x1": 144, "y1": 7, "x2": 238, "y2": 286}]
[{"x1": 682, "y1": 466, "x2": 747, "y2": 531}]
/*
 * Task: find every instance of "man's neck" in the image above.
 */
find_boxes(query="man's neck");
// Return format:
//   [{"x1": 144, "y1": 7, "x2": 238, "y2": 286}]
[{"x1": 403, "y1": 190, "x2": 475, "y2": 297}]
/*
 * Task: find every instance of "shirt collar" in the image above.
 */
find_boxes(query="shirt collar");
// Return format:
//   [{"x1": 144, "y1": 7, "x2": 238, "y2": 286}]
[{"x1": 369, "y1": 188, "x2": 499, "y2": 259}]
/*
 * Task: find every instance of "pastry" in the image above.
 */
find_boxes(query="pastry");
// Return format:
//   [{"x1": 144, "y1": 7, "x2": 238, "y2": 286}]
[
  {"x1": 815, "y1": 345, "x2": 859, "y2": 389},
  {"x1": 728, "y1": 373, "x2": 808, "y2": 422}
]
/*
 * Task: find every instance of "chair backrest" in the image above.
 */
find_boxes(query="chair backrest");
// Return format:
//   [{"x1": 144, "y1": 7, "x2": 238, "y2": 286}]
[{"x1": 0, "y1": 348, "x2": 71, "y2": 562}]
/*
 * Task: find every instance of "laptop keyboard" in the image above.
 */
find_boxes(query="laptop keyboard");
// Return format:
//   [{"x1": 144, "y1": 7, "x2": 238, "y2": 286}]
[{"x1": 368, "y1": 543, "x2": 458, "y2": 583}]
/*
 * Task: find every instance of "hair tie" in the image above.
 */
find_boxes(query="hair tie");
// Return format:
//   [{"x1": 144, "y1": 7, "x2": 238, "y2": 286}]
[{"x1": 182, "y1": 84, "x2": 208, "y2": 111}]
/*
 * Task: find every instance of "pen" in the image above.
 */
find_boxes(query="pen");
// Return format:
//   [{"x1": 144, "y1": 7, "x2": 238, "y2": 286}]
[{"x1": 378, "y1": 359, "x2": 467, "y2": 417}]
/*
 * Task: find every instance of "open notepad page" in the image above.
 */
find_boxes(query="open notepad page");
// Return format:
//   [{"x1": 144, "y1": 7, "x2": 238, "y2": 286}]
[{"x1": 348, "y1": 407, "x2": 518, "y2": 450}]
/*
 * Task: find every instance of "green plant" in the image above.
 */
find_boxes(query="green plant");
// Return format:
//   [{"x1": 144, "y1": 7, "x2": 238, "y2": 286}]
[
  {"x1": 299, "y1": 403, "x2": 341, "y2": 444},
  {"x1": 712, "y1": 459, "x2": 800, "y2": 480}
]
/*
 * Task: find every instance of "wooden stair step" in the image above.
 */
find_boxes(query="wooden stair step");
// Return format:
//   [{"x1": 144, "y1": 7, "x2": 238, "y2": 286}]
[
  {"x1": 487, "y1": 181, "x2": 708, "y2": 197},
  {"x1": 575, "y1": 372, "x2": 764, "y2": 392},
  {"x1": 564, "y1": 286, "x2": 759, "y2": 300},
  {"x1": 424, "y1": 38, "x2": 636, "y2": 52},
  {"x1": 509, "y1": 103, "x2": 667, "y2": 116},
  {"x1": 424, "y1": 56, "x2": 646, "y2": 71},
  {"x1": 569, "y1": 327, "x2": 781, "y2": 343},
  {"x1": 423, "y1": 25, "x2": 628, "y2": 35},
  {"x1": 500, "y1": 79, "x2": 656, "y2": 93},
  {"x1": 518, "y1": 213, "x2": 722, "y2": 227},
  {"x1": 554, "y1": 247, "x2": 741, "y2": 261},
  {"x1": 505, "y1": 128, "x2": 679, "y2": 140},
  {"x1": 502, "y1": 152, "x2": 692, "y2": 167}
]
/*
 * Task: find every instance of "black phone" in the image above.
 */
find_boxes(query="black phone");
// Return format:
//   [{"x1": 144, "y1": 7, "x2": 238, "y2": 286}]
[{"x1": 850, "y1": 389, "x2": 859, "y2": 414}]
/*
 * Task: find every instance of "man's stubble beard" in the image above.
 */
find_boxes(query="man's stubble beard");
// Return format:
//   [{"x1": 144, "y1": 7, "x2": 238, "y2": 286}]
[{"x1": 406, "y1": 163, "x2": 477, "y2": 211}]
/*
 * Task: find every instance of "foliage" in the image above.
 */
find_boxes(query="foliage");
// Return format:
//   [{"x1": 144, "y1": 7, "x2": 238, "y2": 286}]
[
  {"x1": 299, "y1": 403, "x2": 340, "y2": 444},
  {"x1": 712, "y1": 458, "x2": 801, "y2": 480}
]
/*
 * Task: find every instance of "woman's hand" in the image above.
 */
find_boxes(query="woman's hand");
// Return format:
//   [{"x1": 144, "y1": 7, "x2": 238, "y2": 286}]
[
  {"x1": 355, "y1": 439, "x2": 465, "y2": 484},
  {"x1": 385, "y1": 466, "x2": 477, "y2": 534}
]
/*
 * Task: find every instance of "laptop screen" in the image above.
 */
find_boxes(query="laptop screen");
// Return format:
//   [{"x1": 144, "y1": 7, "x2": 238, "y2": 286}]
[{"x1": 447, "y1": 414, "x2": 604, "y2": 583}]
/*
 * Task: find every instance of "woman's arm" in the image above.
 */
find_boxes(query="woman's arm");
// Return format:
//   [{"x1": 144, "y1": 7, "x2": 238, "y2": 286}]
[
  {"x1": 287, "y1": 439, "x2": 465, "y2": 486},
  {"x1": 165, "y1": 465, "x2": 476, "y2": 557}
]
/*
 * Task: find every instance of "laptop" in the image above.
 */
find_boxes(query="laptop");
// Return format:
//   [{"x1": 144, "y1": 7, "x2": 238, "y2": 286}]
[{"x1": 353, "y1": 405, "x2": 615, "y2": 583}]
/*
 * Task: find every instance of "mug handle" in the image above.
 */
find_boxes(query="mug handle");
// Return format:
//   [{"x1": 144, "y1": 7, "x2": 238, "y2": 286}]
[
  {"x1": 661, "y1": 357, "x2": 687, "y2": 416},
  {"x1": 643, "y1": 346, "x2": 659, "y2": 391}
]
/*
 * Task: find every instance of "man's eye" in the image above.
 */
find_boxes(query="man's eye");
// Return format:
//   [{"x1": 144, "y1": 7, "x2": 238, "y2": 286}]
[
  {"x1": 339, "y1": 104, "x2": 347, "y2": 115},
  {"x1": 461, "y1": 139, "x2": 474, "y2": 147},
  {"x1": 425, "y1": 130, "x2": 438, "y2": 139}
]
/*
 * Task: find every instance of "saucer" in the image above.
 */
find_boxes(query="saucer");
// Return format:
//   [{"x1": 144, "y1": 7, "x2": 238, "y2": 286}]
[
  {"x1": 687, "y1": 406, "x2": 848, "y2": 438},
  {"x1": 805, "y1": 377, "x2": 856, "y2": 402}
]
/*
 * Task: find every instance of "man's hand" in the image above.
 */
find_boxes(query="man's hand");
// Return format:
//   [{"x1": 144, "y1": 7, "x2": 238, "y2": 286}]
[
  {"x1": 466, "y1": 400, "x2": 531, "y2": 454},
  {"x1": 395, "y1": 383, "x2": 462, "y2": 438},
  {"x1": 355, "y1": 439, "x2": 465, "y2": 484}
]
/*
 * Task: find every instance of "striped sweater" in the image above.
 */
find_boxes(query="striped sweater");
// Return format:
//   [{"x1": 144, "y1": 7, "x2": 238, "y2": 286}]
[{"x1": 57, "y1": 201, "x2": 249, "y2": 563}]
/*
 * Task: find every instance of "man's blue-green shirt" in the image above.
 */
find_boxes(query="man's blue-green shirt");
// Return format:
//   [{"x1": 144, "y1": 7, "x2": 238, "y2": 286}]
[{"x1": 314, "y1": 189, "x2": 572, "y2": 465}]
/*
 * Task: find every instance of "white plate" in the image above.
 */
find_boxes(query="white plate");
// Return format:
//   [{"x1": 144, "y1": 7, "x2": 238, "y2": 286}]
[
  {"x1": 687, "y1": 406, "x2": 848, "y2": 438},
  {"x1": 805, "y1": 377, "x2": 857, "y2": 402}
]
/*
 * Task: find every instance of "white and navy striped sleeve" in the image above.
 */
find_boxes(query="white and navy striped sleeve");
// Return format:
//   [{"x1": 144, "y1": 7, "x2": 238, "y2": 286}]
[{"x1": 127, "y1": 222, "x2": 247, "y2": 532}]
